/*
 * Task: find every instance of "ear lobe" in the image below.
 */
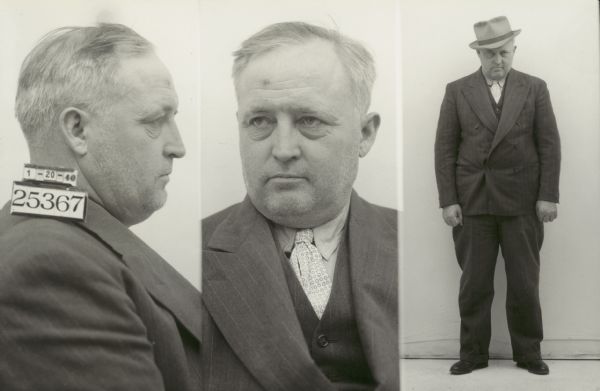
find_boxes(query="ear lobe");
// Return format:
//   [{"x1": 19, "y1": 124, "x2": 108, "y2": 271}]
[
  {"x1": 59, "y1": 107, "x2": 89, "y2": 156},
  {"x1": 358, "y1": 112, "x2": 380, "y2": 158}
]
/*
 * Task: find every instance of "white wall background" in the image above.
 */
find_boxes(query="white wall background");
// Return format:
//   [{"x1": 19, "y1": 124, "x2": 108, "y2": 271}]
[
  {"x1": 199, "y1": 0, "x2": 401, "y2": 218},
  {"x1": 401, "y1": 0, "x2": 600, "y2": 358},
  {"x1": 0, "y1": 0, "x2": 200, "y2": 288}
]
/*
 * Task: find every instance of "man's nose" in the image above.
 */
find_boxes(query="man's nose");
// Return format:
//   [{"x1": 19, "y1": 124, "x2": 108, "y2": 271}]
[
  {"x1": 492, "y1": 52, "x2": 503, "y2": 64},
  {"x1": 271, "y1": 120, "x2": 300, "y2": 162},
  {"x1": 163, "y1": 121, "x2": 186, "y2": 158}
]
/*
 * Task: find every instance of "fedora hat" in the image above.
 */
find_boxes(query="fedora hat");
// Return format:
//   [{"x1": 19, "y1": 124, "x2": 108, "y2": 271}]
[{"x1": 469, "y1": 16, "x2": 521, "y2": 49}]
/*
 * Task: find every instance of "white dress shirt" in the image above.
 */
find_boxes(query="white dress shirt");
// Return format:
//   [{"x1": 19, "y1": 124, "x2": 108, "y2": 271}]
[{"x1": 273, "y1": 202, "x2": 350, "y2": 280}]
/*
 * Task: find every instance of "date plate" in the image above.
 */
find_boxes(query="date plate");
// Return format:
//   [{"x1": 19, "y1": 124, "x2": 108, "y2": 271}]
[
  {"x1": 10, "y1": 182, "x2": 87, "y2": 221},
  {"x1": 23, "y1": 164, "x2": 78, "y2": 187}
]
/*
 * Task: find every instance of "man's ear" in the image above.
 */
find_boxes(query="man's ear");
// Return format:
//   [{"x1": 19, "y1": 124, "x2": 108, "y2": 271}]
[
  {"x1": 358, "y1": 112, "x2": 380, "y2": 158},
  {"x1": 59, "y1": 107, "x2": 90, "y2": 156}
]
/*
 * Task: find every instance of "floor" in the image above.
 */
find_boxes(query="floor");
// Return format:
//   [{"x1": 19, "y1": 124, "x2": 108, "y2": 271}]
[{"x1": 401, "y1": 359, "x2": 600, "y2": 391}]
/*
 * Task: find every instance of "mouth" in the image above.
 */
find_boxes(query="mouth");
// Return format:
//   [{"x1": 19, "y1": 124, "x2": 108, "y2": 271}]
[
  {"x1": 269, "y1": 173, "x2": 305, "y2": 179},
  {"x1": 158, "y1": 172, "x2": 172, "y2": 184},
  {"x1": 267, "y1": 174, "x2": 307, "y2": 185}
]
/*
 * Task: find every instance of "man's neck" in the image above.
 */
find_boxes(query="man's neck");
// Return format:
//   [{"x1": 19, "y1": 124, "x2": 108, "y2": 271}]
[{"x1": 272, "y1": 201, "x2": 350, "y2": 260}]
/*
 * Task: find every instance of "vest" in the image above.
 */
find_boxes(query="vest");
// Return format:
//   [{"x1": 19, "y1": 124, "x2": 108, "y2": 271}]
[
  {"x1": 484, "y1": 71, "x2": 510, "y2": 120},
  {"x1": 279, "y1": 228, "x2": 375, "y2": 390}
]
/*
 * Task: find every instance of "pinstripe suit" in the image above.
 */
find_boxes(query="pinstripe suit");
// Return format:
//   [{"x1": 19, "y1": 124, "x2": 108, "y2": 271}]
[
  {"x1": 202, "y1": 191, "x2": 398, "y2": 391},
  {"x1": 434, "y1": 68, "x2": 561, "y2": 363},
  {"x1": 435, "y1": 68, "x2": 560, "y2": 213},
  {"x1": 0, "y1": 200, "x2": 201, "y2": 391}
]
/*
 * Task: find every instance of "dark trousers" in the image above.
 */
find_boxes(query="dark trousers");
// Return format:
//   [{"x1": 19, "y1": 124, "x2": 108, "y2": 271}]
[{"x1": 453, "y1": 213, "x2": 544, "y2": 363}]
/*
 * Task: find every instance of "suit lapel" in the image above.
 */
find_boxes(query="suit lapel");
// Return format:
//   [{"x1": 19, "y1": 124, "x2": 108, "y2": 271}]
[
  {"x1": 203, "y1": 197, "x2": 335, "y2": 391},
  {"x1": 489, "y1": 69, "x2": 530, "y2": 154},
  {"x1": 77, "y1": 201, "x2": 202, "y2": 342},
  {"x1": 347, "y1": 192, "x2": 399, "y2": 390},
  {"x1": 462, "y1": 69, "x2": 498, "y2": 133}
]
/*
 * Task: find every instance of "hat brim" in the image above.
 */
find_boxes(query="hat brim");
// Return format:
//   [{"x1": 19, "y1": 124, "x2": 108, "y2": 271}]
[{"x1": 469, "y1": 29, "x2": 521, "y2": 49}]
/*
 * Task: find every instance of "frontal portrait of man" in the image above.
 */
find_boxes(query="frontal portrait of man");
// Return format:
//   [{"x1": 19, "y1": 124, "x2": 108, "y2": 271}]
[
  {"x1": 0, "y1": 23, "x2": 201, "y2": 390},
  {"x1": 201, "y1": 21, "x2": 399, "y2": 391},
  {"x1": 434, "y1": 16, "x2": 561, "y2": 375}
]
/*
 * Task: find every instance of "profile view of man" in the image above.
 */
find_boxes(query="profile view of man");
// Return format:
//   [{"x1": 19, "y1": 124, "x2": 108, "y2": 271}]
[
  {"x1": 434, "y1": 16, "x2": 561, "y2": 376},
  {"x1": 202, "y1": 22, "x2": 398, "y2": 391},
  {"x1": 0, "y1": 24, "x2": 200, "y2": 390}
]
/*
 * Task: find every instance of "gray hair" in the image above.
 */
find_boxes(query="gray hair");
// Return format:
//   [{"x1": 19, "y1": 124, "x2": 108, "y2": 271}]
[
  {"x1": 232, "y1": 21, "x2": 376, "y2": 114},
  {"x1": 15, "y1": 23, "x2": 153, "y2": 146}
]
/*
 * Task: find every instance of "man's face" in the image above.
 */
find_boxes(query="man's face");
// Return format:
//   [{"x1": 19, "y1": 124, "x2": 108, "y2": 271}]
[
  {"x1": 83, "y1": 53, "x2": 185, "y2": 225},
  {"x1": 477, "y1": 40, "x2": 516, "y2": 80},
  {"x1": 236, "y1": 39, "x2": 377, "y2": 228}
]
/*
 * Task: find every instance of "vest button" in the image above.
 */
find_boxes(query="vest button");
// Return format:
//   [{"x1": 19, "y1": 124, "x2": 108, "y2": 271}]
[
  {"x1": 325, "y1": 369, "x2": 341, "y2": 381},
  {"x1": 317, "y1": 334, "x2": 329, "y2": 348}
]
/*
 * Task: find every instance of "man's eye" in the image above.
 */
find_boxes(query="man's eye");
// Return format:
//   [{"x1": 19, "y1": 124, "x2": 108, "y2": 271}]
[
  {"x1": 143, "y1": 116, "x2": 168, "y2": 138},
  {"x1": 249, "y1": 116, "x2": 274, "y2": 129},
  {"x1": 297, "y1": 116, "x2": 322, "y2": 128}
]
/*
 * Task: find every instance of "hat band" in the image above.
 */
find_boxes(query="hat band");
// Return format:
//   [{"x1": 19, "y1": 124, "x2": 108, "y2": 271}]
[{"x1": 476, "y1": 31, "x2": 515, "y2": 46}]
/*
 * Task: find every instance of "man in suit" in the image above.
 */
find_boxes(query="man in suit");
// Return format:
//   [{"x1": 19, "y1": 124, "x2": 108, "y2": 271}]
[
  {"x1": 202, "y1": 22, "x2": 398, "y2": 390},
  {"x1": 0, "y1": 24, "x2": 201, "y2": 390},
  {"x1": 434, "y1": 16, "x2": 561, "y2": 376}
]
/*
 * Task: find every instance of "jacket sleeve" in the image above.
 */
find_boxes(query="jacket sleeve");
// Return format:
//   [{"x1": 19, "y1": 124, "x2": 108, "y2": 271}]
[
  {"x1": 0, "y1": 225, "x2": 166, "y2": 391},
  {"x1": 533, "y1": 81, "x2": 561, "y2": 203},
  {"x1": 434, "y1": 82, "x2": 461, "y2": 208}
]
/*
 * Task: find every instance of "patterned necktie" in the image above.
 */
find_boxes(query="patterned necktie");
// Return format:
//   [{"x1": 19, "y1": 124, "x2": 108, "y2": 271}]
[
  {"x1": 490, "y1": 81, "x2": 502, "y2": 103},
  {"x1": 289, "y1": 229, "x2": 332, "y2": 318}
]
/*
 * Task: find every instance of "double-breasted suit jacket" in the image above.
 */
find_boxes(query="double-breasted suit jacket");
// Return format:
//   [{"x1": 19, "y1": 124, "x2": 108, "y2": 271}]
[
  {"x1": 435, "y1": 68, "x2": 561, "y2": 215},
  {"x1": 202, "y1": 191, "x2": 398, "y2": 391},
  {"x1": 0, "y1": 200, "x2": 201, "y2": 391}
]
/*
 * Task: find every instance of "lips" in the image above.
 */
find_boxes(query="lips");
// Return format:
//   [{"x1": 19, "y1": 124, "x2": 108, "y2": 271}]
[
  {"x1": 266, "y1": 174, "x2": 307, "y2": 187},
  {"x1": 158, "y1": 171, "x2": 172, "y2": 184},
  {"x1": 270, "y1": 174, "x2": 304, "y2": 179},
  {"x1": 160, "y1": 167, "x2": 173, "y2": 177},
  {"x1": 267, "y1": 171, "x2": 308, "y2": 180}
]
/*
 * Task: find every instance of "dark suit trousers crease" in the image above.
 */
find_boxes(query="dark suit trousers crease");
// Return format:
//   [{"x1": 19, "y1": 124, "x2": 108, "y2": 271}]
[{"x1": 452, "y1": 213, "x2": 544, "y2": 363}]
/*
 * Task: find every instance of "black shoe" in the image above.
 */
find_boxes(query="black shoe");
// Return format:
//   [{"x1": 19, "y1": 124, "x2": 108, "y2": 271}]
[
  {"x1": 516, "y1": 359, "x2": 549, "y2": 375},
  {"x1": 449, "y1": 360, "x2": 488, "y2": 375}
]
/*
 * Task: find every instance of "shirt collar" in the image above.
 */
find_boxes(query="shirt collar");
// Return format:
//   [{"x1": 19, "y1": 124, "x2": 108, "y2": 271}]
[
  {"x1": 273, "y1": 202, "x2": 350, "y2": 261},
  {"x1": 481, "y1": 69, "x2": 508, "y2": 88}
]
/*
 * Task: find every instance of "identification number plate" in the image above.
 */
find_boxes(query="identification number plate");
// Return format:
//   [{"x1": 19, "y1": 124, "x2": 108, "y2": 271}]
[
  {"x1": 10, "y1": 182, "x2": 87, "y2": 221},
  {"x1": 22, "y1": 164, "x2": 78, "y2": 187}
]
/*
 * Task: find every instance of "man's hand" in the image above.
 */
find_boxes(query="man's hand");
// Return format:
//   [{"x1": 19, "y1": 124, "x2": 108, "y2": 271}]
[
  {"x1": 442, "y1": 204, "x2": 463, "y2": 227},
  {"x1": 536, "y1": 200, "x2": 558, "y2": 223}
]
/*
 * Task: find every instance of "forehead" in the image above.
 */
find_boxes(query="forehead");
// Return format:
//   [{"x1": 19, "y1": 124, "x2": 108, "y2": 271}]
[
  {"x1": 113, "y1": 54, "x2": 178, "y2": 108},
  {"x1": 235, "y1": 40, "x2": 352, "y2": 108}
]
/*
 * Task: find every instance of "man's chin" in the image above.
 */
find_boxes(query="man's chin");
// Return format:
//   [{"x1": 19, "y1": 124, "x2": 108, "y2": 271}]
[
  {"x1": 256, "y1": 193, "x2": 314, "y2": 225},
  {"x1": 140, "y1": 192, "x2": 168, "y2": 218},
  {"x1": 489, "y1": 69, "x2": 506, "y2": 79}
]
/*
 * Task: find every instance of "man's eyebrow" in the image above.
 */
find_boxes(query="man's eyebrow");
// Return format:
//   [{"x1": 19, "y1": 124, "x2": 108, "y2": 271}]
[
  {"x1": 240, "y1": 104, "x2": 339, "y2": 124},
  {"x1": 138, "y1": 102, "x2": 178, "y2": 118},
  {"x1": 243, "y1": 101, "x2": 332, "y2": 113}
]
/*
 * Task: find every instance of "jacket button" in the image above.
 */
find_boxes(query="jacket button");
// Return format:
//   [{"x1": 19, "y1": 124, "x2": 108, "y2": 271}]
[{"x1": 317, "y1": 334, "x2": 329, "y2": 348}]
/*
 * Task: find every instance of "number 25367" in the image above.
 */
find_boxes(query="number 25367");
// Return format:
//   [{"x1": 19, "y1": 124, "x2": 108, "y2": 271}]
[{"x1": 10, "y1": 182, "x2": 87, "y2": 221}]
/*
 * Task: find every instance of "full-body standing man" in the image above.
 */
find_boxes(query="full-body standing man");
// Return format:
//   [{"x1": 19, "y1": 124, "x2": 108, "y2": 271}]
[{"x1": 434, "y1": 16, "x2": 561, "y2": 376}]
